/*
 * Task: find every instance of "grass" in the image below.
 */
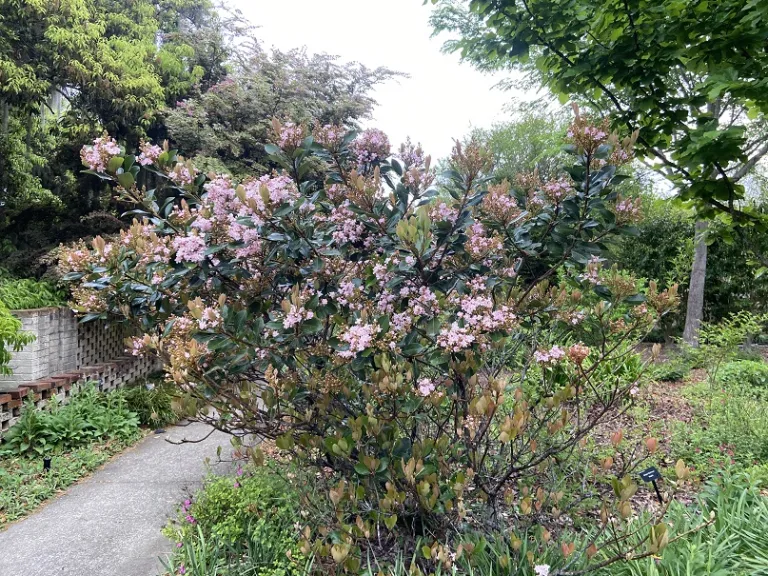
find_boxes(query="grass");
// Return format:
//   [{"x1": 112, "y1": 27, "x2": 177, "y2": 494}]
[{"x1": 0, "y1": 430, "x2": 144, "y2": 529}]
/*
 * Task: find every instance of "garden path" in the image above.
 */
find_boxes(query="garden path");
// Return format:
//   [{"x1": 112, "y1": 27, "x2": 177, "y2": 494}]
[{"x1": 0, "y1": 421, "x2": 233, "y2": 576}]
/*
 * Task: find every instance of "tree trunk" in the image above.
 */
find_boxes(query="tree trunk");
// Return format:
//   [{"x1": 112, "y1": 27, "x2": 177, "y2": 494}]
[
  {"x1": 683, "y1": 220, "x2": 708, "y2": 346},
  {"x1": 1, "y1": 100, "x2": 8, "y2": 136}
]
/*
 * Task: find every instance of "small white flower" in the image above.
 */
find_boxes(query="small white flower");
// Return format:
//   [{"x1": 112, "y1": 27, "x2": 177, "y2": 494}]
[{"x1": 534, "y1": 565, "x2": 551, "y2": 576}]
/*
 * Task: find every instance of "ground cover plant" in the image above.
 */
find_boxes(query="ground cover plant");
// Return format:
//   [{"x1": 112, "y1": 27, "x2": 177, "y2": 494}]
[
  {"x1": 123, "y1": 378, "x2": 188, "y2": 429},
  {"x1": 162, "y1": 455, "x2": 312, "y2": 576},
  {"x1": 0, "y1": 385, "x2": 143, "y2": 528},
  {"x1": 62, "y1": 112, "x2": 697, "y2": 576}
]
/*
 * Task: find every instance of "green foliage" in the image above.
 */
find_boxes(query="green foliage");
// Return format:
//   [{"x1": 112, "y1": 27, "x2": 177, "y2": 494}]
[
  {"x1": 0, "y1": 303, "x2": 35, "y2": 374},
  {"x1": 65, "y1": 116, "x2": 684, "y2": 572},
  {"x1": 164, "y1": 48, "x2": 400, "y2": 176},
  {"x1": 612, "y1": 196, "x2": 768, "y2": 336},
  {"x1": 430, "y1": 0, "x2": 768, "y2": 224},
  {"x1": 651, "y1": 357, "x2": 691, "y2": 383},
  {"x1": 0, "y1": 385, "x2": 140, "y2": 457},
  {"x1": 672, "y1": 377, "x2": 768, "y2": 475},
  {"x1": 593, "y1": 473, "x2": 768, "y2": 576},
  {"x1": 0, "y1": 434, "x2": 139, "y2": 528},
  {"x1": 368, "y1": 473, "x2": 768, "y2": 576},
  {"x1": 466, "y1": 100, "x2": 569, "y2": 181},
  {"x1": 163, "y1": 466, "x2": 307, "y2": 576},
  {"x1": 0, "y1": 117, "x2": 63, "y2": 229},
  {"x1": 684, "y1": 312, "x2": 768, "y2": 390},
  {"x1": 0, "y1": 0, "x2": 231, "y2": 263},
  {"x1": 718, "y1": 360, "x2": 768, "y2": 391},
  {"x1": 0, "y1": 273, "x2": 66, "y2": 309},
  {"x1": 122, "y1": 379, "x2": 181, "y2": 428}
]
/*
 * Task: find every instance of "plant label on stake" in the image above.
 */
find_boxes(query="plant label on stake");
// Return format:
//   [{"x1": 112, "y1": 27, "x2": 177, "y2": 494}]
[{"x1": 639, "y1": 466, "x2": 664, "y2": 504}]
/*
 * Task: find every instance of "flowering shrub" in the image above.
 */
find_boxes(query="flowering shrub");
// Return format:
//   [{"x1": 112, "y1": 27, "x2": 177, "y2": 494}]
[{"x1": 64, "y1": 117, "x2": 687, "y2": 574}]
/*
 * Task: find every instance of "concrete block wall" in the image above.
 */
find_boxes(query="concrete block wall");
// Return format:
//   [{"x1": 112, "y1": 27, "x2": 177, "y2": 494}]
[
  {"x1": 0, "y1": 308, "x2": 79, "y2": 384},
  {"x1": 0, "y1": 308, "x2": 163, "y2": 437}
]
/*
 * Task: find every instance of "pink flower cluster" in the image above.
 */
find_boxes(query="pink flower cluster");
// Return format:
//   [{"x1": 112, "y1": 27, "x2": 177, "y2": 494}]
[
  {"x1": 338, "y1": 321, "x2": 379, "y2": 358},
  {"x1": 534, "y1": 345, "x2": 566, "y2": 365},
  {"x1": 326, "y1": 184, "x2": 348, "y2": 203},
  {"x1": 542, "y1": 178, "x2": 572, "y2": 204},
  {"x1": 456, "y1": 294, "x2": 516, "y2": 332},
  {"x1": 397, "y1": 139, "x2": 425, "y2": 168},
  {"x1": 198, "y1": 307, "x2": 221, "y2": 330},
  {"x1": 465, "y1": 223, "x2": 503, "y2": 258},
  {"x1": 430, "y1": 202, "x2": 458, "y2": 224},
  {"x1": 138, "y1": 141, "x2": 162, "y2": 166},
  {"x1": 173, "y1": 234, "x2": 207, "y2": 263},
  {"x1": 417, "y1": 378, "x2": 436, "y2": 397},
  {"x1": 283, "y1": 304, "x2": 315, "y2": 329},
  {"x1": 276, "y1": 122, "x2": 306, "y2": 149},
  {"x1": 351, "y1": 128, "x2": 391, "y2": 164},
  {"x1": 169, "y1": 163, "x2": 198, "y2": 186},
  {"x1": 437, "y1": 323, "x2": 476, "y2": 352},
  {"x1": 482, "y1": 181, "x2": 522, "y2": 224},
  {"x1": 314, "y1": 124, "x2": 346, "y2": 149},
  {"x1": 329, "y1": 202, "x2": 366, "y2": 245},
  {"x1": 615, "y1": 196, "x2": 641, "y2": 222},
  {"x1": 581, "y1": 255, "x2": 604, "y2": 285},
  {"x1": 181, "y1": 499, "x2": 196, "y2": 525},
  {"x1": 128, "y1": 336, "x2": 146, "y2": 356},
  {"x1": 260, "y1": 174, "x2": 299, "y2": 205},
  {"x1": 81, "y1": 136, "x2": 121, "y2": 172}
]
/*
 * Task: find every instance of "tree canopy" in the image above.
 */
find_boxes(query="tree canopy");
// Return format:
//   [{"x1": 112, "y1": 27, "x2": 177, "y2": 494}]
[
  {"x1": 0, "y1": 1, "x2": 398, "y2": 276},
  {"x1": 429, "y1": 0, "x2": 768, "y2": 224},
  {"x1": 164, "y1": 48, "x2": 400, "y2": 175}
]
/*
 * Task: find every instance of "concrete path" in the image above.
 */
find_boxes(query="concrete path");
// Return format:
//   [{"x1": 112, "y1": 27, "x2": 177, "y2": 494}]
[{"x1": 0, "y1": 422, "x2": 234, "y2": 576}]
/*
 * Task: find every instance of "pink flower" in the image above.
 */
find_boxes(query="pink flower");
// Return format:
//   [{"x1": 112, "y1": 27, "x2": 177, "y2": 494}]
[
  {"x1": 283, "y1": 304, "x2": 314, "y2": 329},
  {"x1": 338, "y1": 321, "x2": 379, "y2": 358},
  {"x1": 437, "y1": 323, "x2": 475, "y2": 352},
  {"x1": 614, "y1": 196, "x2": 642, "y2": 223},
  {"x1": 198, "y1": 307, "x2": 221, "y2": 330},
  {"x1": 430, "y1": 201, "x2": 458, "y2": 224},
  {"x1": 542, "y1": 178, "x2": 572, "y2": 204},
  {"x1": 276, "y1": 122, "x2": 305, "y2": 149},
  {"x1": 329, "y1": 202, "x2": 366, "y2": 245},
  {"x1": 314, "y1": 124, "x2": 346, "y2": 149},
  {"x1": 351, "y1": 128, "x2": 391, "y2": 164},
  {"x1": 138, "y1": 141, "x2": 162, "y2": 166},
  {"x1": 535, "y1": 345, "x2": 566, "y2": 366},
  {"x1": 172, "y1": 234, "x2": 207, "y2": 263},
  {"x1": 465, "y1": 223, "x2": 503, "y2": 258},
  {"x1": 81, "y1": 136, "x2": 121, "y2": 172},
  {"x1": 169, "y1": 163, "x2": 198, "y2": 186},
  {"x1": 417, "y1": 378, "x2": 436, "y2": 397}
]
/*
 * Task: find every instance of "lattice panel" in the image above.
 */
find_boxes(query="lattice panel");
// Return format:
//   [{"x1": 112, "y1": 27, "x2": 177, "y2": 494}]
[{"x1": 77, "y1": 321, "x2": 134, "y2": 368}]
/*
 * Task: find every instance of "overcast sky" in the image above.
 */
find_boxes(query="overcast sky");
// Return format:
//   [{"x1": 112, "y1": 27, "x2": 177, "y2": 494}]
[{"x1": 228, "y1": 0, "x2": 526, "y2": 159}]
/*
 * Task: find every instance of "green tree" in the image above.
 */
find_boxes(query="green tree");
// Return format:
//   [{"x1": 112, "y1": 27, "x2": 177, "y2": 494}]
[
  {"x1": 429, "y1": 0, "x2": 768, "y2": 343},
  {"x1": 0, "y1": 0, "x2": 229, "y2": 267},
  {"x1": 469, "y1": 100, "x2": 568, "y2": 181},
  {"x1": 164, "y1": 48, "x2": 400, "y2": 175},
  {"x1": 612, "y1": 195, "x2": 768, "y2": 339}
]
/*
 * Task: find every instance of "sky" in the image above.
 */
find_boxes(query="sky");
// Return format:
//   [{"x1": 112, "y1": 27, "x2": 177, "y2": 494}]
[{"x1": 228, "y1": 0, "x2": 526, "y2": 160}]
